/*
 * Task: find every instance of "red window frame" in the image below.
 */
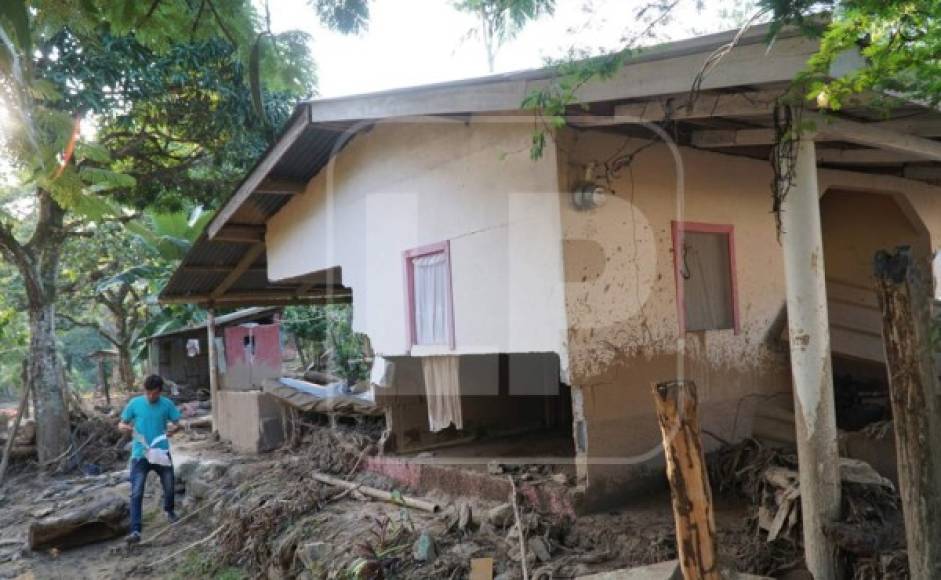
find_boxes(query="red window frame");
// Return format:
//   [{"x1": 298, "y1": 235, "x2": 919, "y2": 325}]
[
  {"x1": 671, "y1": 221, "x2": 740, "y2": 335},
  {"x1": 403, "y1": 240, "x2": 455, "y2": 349}
]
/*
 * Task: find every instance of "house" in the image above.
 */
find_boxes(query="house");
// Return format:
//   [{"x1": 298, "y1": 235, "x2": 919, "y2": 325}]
[{"x1": 160, "y1": 23, "x2": 941, "y2": 512}]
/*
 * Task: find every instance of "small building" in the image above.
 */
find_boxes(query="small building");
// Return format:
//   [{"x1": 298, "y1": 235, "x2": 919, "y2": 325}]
[
  {"x1": 146, "y1": 307, "x2": 288, "y2": 452},
  {"x1": 160, "y1": 23, "x2": 941, "y2": 511}
]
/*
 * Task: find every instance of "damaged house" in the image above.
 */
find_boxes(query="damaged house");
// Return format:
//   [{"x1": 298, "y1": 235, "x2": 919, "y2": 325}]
[{"x1": 160, "y1": 23, "x2": 941, "y2": 512}]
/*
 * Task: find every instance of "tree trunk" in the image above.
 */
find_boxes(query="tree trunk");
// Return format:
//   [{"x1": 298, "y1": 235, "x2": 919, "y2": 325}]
[
  {"x1": 116, "y1": 343, "x2": 134, "y2": 391},
  {"x1": 29, "y1": 303, "x2": 70, "y2": 463},
  {"x1": 873, "y1": 247, "x2": 941, "y2": 578},
  {"x1": 651, "y1": 380, "x2": 719, "y2": 580}
]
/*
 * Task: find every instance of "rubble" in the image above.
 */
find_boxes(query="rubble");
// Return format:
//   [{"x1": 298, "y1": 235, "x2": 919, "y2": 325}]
[{"x1": 709, "y1": 438, "x2": 909, "y2": 578}]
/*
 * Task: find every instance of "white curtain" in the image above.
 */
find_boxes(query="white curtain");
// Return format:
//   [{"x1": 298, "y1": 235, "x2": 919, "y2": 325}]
[
  {"x1": 413, "y1": 252, "x2": 449, "y2": 345},
  {"x1": 422, "y1": 355, "x2": 462, "y2": 431}
]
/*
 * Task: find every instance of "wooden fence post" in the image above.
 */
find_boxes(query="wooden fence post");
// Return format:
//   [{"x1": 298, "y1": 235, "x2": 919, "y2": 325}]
[
  {"x1": 873, "y1": 247, "x2": 941, "y2": 578},
  {"x1": 652, "y1": 380, "x2": 719, "y2": 580}
]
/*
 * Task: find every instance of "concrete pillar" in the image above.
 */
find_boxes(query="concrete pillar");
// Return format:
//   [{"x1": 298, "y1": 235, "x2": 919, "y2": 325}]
[
  {"x1": 779, "y1": 136, "x2": 841, "y2": 580},
  {"x1": 207, "y1": 309, "x2": 220, "y2": 434}
]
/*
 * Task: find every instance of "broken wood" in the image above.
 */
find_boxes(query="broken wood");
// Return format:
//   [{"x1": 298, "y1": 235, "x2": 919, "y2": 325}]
[
  {"x1": 873, "y1": 247, "x2": 941, "y2": 579},
  {"x1": 309, "y1": 471, "x2": 439, "y2": 512},
  {"x1": 508, "y1": 475, "x2": 529, "y2": 580},
  {"x1": 0, "y1": 383, "x2": 31, "y2": 488},
  {"x1": 652, "y1": 380, "x2": 719, "y2": 580},
  {"x1": 28, "y1": 492, "x2": 128, "y2": 550}
]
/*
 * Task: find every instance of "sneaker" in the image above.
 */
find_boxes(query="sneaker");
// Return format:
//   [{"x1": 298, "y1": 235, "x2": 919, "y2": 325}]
[
  {"x1": 126, "y1": 531, "x2": 141, "y2": 544},
  {"x1": 166, "y1": 511, "x2": 179, "y2": 524}
]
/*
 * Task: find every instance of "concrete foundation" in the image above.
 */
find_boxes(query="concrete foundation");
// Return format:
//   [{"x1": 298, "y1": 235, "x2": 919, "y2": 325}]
[{"x1": 216, "y1": 390, "x2": 285, "y2": 453}]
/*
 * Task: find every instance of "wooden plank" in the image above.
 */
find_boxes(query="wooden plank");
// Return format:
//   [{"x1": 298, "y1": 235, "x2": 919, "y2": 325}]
[
  {"x1": 212, "y1": 224, "x2": 265, "y2": 243},
  {"x1": 691, "y1": 127, "x2": 774, "y2": 147},
  {"x1": 210, "y1": 242, "x2": 266, "y2": 299},
  {"x1": 207, "y1": 111, "x2": 309, "y2": 239},
  {"x1": 255, "y1": 178, "x2": 306, "y2": 195}
]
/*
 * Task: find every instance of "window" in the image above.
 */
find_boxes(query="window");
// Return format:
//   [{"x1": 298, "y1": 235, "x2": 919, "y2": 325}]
[
  {"x1": 672, "y1": 222, "x2": 739, "y2": 333},
  {"x1": 404, "y1": 241, "x2": 454, "y2": 348}
]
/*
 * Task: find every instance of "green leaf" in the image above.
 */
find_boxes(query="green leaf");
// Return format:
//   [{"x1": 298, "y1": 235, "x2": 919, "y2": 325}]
[
  {"x1": 79, "y1": 167, "x2": 137, "y2": 191},
  {"x1": 74, "y1": 142, "x2": 112, "y2": 164}
]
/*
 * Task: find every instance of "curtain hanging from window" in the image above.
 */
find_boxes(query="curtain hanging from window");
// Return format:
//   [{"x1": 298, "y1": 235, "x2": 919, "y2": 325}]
[{"x1": 413, "y1": 252, "x2": 449, "y2": 345}]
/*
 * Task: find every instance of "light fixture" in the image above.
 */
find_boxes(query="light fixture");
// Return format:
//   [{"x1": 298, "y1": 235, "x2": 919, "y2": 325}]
[{"x1": 572, "y1": 164, "x2": 610, "y2": 210}]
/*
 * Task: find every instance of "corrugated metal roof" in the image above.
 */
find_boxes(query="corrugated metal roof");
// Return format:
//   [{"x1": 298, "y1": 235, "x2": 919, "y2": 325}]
[{"x1": 148, "y1": 307, "x2": 280, "y2": 340}]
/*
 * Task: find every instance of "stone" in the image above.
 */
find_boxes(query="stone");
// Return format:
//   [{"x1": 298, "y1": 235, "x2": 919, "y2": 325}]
[
  {"x1": 487, "y1": 503, "x2": 514, "y2": 528},
  {"x1": 412, "y1": 532, "x2": 437, "y2": 562},
  {"x1": 457, "y1": 502, "x2": 473, "y2": 531},
  {"x1": 487, "y1": 461, "x2": 504, "y2": 475},
  {"x1": 528, "y1": 537, "x2": 551, "y2": 563}
]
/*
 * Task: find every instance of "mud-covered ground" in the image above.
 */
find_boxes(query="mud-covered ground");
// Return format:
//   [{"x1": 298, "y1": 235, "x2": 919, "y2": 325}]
[{"x1": 0, "y1": 424, "x2": 785, "y2": 580}]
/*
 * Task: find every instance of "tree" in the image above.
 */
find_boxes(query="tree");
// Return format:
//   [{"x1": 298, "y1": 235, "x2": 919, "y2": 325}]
[
  {"x1": 762, "y1": 0, "x2": 941, "y2": 110},
  {"x1": 0, "y1": 0, "x2": 368, "y2": 462},
  {"x1": 454, "y1": 0, "x2": 555, "y2": 72}
]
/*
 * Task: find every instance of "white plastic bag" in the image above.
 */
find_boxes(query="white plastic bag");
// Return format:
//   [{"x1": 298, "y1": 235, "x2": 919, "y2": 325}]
[{"x1": 135, "y1": 432, "x2": 172, "y2": 466}]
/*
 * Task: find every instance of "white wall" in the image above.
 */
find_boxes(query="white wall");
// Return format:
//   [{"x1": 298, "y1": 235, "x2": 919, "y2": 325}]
[{"x1": 266, "y1": 116, "x2": 568, "y2": 363}]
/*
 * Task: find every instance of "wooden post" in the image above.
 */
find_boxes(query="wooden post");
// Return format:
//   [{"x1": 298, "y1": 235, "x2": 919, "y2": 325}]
[
  {"x1": 206, "y1": 309, "x2": 220, "y2": 434},
  {"x1": 652, "y1": 381, "x2": 719, "y2": 580},
  {"x1": 0, "y1": 382, "x2": 31, "y2": 488},
  {"x1": 873, "y1": 247, "x2": 941, "y2": 579},
  {"x1": 96, "y1": 356, "x2": 110, "y2": 406},
  {"x1": 778, "y1": 134, "x2": 841, "y2": 579}
]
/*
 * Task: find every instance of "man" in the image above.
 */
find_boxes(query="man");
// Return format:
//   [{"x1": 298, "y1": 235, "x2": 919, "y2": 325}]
[{"x1": 118, "y1": 374, "x2": 181, "y2": 543}]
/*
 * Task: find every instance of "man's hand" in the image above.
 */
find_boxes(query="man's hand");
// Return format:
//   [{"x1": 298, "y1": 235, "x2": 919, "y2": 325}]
[
  {"x1": 166, "y1": 422, "x2": 181, "y2": 437},
  {"x1": 118, "y1": 421, "x2": 133, "y2": 434}
]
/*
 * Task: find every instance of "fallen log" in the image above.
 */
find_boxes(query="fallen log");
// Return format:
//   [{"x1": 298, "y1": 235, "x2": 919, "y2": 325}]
[
  {"x1": 310, "y1": 471, "x2": 439, "y2": 512},
  {"x1": 28, "y1": 492, "x2": 129, "y2": 550}
]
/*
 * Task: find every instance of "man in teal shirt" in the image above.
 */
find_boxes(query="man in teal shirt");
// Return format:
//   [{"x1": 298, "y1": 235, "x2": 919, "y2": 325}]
[{"x1": 119, "y1": 374, "x2": 181, "y2": 543}]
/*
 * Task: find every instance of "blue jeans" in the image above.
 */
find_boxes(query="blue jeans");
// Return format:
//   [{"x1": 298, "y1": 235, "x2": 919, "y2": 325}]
[{"x1": 129, "y1": 455, "x2": 175, "y2": 534}]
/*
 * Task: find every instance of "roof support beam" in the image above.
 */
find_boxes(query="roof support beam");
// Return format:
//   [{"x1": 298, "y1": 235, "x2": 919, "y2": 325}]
[
  {"x1": 806, "y1": 112, "x2": 941, "y2": 161},
  {"x1": 207, "y1": 110, "x2": 309, "y2": 239},
  {"x1": 212, "y1": 224, "x2": 266, "y2": 243},
  {"x1": 613, "y1": 89, "x2": 781, "y2": 122},
  {"x1": 182, "y1": 265, "x2": 266, "y2": 274},
  {"x1": 210, "y1": 242, "x2": 266, "y2": 299},
  {"x1": 816, "y1": 148, "x2": 930, "y2": 165},
  {"x1": 255, "y1": 178, "x2": 306, "y2": 196},
  {"x1": 161, "y1": 290, "x2": 352, "y2": 305},
  {"x1": 691, "y1": 114, "x2": 941, "y2": 161}
]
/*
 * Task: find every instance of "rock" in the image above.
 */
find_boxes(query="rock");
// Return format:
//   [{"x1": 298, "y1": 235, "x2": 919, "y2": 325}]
[
  {"x1": 488, "y1": 503, "x2": 514, "y2": 528},
  {"x1": 412, "y1": 532, "x2": 437, "y2": 562},
  {"x1": 449, "y1": 542, "x2": 481, "y2": 559},
  {"x1": 457, "y1": 502, "x2": 473, "y2": 531},
  {"x1": 528, "y1": 537, "x2": 551, "y2": 562},
  {"x1": 551, "y1": 472, "x2": 569, "y2": 485},
  {"x1": 487, "y1": 461, "x2": 504, "y2": 475},
  {"x1": 297, "y1": 542, "x2": 328, "y2": 569}
]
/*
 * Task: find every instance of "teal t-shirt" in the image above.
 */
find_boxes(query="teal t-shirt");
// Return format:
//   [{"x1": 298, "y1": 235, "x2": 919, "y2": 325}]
[{"x1": 121, "y1": 395, "x2": 181, "y2": 459}]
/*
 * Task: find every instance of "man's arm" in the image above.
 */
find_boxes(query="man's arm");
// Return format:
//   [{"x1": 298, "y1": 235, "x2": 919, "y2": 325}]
[
  {"x1": 119, "y1": 402, "x2": 135, "y2": 433},
  {"x1": 165, "y1": 399, "x2": 182, "y2": 436}
]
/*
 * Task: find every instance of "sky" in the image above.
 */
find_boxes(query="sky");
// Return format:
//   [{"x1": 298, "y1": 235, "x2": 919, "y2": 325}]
[{"x1": 265, "y1": 0, "x2": 749, "y2": 99}]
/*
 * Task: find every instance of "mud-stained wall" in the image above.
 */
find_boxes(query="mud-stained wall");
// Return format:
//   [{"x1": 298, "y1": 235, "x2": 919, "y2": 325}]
[
  {"x1": 265, "y1": 117, "x2": 568, "y2": 364},
  {"x1": 558, "y1": 129, "x2": 793, "y2": 508}
]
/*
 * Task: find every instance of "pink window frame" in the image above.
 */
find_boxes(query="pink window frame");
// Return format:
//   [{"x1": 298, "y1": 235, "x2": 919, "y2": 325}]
[
  {"x1": 403, "y1": 240, "x2": 456, "y2": 349},
  {"x1": 671, "y1": 221, "x2": 740, "y2": 335}
]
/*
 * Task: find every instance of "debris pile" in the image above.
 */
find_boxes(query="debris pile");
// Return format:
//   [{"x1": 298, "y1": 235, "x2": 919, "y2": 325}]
[{"x1": 710, "y1": 438, "x2": 908, "y2": 578}]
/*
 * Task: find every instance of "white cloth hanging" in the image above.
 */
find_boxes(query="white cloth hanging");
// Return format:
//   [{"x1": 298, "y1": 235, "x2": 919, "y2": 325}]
[
  {"x1": 413, "y1": 253, "x2": 449, "y2": 345},
  {"x1": 421, "y1": 356, "x2": 462, "y2": 432}
]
